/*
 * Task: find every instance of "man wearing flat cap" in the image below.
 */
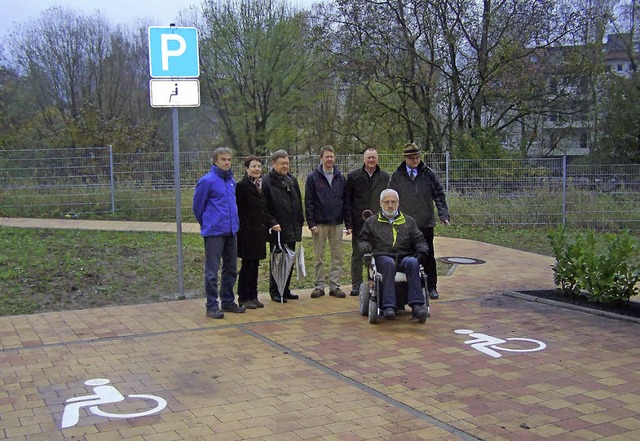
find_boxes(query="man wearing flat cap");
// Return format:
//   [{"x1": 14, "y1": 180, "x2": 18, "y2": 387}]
[{"x1": 388, "y1": 142, "x2": 450, "y2": 300}]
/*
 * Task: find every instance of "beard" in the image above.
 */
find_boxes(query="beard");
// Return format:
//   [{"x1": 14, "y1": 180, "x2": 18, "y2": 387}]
[{"x1": 382, "y1": 208, "x2": 398, "y2": 218}]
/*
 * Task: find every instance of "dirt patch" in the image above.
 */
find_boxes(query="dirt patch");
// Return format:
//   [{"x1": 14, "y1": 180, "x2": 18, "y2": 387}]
[{"x1": 518, "y1": 289, "x2": 640, "y2": 320}]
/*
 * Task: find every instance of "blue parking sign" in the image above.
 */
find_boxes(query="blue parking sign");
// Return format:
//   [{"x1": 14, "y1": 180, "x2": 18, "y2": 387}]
[{"x1": 148, "y1": 27, "x2": 200, "y2": 78}]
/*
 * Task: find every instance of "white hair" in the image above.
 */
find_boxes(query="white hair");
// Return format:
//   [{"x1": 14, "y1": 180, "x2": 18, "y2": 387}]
[{"x1": 379, "y1": 189, "x2": 399, "y2": 201}]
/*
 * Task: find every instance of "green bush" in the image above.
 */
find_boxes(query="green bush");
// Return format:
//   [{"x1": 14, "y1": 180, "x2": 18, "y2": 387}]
[{"x1": 548, "y1": 226, "x2": 640, "y2": 304}]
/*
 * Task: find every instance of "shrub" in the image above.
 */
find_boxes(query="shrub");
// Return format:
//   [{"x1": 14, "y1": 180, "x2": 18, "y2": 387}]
[{"x1": 548, "y1": 226, "x2": 640, "y2": 304}]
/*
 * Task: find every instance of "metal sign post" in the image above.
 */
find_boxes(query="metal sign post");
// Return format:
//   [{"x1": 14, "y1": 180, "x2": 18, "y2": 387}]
[
  {"x1": 172, "y1": 107, "x2": 184, "y2": 298},
  {"x1": 148, "y1": 25, "x2": 200, "y2": 299}
]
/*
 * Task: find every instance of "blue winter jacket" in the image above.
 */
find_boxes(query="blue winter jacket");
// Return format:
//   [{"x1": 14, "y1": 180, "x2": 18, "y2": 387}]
[{"x1": 192, "y1": 165, "x2": 239, "y2": 237}]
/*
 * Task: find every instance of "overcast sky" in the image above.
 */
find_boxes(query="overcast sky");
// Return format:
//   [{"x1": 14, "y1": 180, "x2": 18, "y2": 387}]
[
  {"x1": 2, "y1": 1, "x2": 200, "y2": 35},
  {"x1": 1, "y1": 0, "x2": 315, "y2": 42}
]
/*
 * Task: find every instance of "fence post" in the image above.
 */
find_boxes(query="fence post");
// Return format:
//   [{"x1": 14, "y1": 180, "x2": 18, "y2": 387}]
[
  {"x1": 445, "y1": 151, "x2": 450, "y2": 193},
  {"x1": 109, "y1": 145, "x2": 115, "y2": 214},
  {"x1": 562, "y1": 156, "x2": 567, "y2": 226}
]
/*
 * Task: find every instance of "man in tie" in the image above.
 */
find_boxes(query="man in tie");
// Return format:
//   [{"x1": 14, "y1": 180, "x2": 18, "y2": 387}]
[{"x1": 388, "y1": 142, "x2": 450, "y2": 300}]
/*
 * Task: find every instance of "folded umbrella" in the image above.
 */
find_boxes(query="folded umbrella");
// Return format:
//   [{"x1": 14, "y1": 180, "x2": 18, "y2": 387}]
[{"x1": 270, "y1": 231, "x2": 296, "y2": 303}]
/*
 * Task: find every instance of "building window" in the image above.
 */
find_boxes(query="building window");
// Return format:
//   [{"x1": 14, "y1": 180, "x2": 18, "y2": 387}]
[{"x1": 579, "y1": 133, "x2": 588, "y2": 149}]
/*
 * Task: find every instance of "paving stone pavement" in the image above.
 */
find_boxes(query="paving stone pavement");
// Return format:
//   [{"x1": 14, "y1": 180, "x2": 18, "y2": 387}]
[{"x1": 1, "y1": 218, "x2": 640, "y2": 440}]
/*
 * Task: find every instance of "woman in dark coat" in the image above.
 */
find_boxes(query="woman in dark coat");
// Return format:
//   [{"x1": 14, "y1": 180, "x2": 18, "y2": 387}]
[{"x1": 236, "y1": 156, "x2": 268, "y2": 309}]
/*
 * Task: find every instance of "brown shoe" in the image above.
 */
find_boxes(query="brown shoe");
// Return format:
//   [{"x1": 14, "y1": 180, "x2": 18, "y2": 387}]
[
  {"x1": 310, "y1": 288, "x2": 325, "y2": 298},
  {"x1": 329, "y1": 288, "x2": 346, "y2": 298}
]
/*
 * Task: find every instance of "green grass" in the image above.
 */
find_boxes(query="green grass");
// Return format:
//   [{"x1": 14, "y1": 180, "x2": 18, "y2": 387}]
[
  {"x1": 436, "y1": 224, "x2": 556, "y2": 256},
  {"x1": 0, "y1": 227, "x2": 454, "y2": 316}
]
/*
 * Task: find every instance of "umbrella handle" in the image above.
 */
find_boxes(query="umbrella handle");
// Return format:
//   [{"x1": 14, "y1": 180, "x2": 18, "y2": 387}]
[{"x1": 277, "y1": 230, "x2": 282, "y2": 248}]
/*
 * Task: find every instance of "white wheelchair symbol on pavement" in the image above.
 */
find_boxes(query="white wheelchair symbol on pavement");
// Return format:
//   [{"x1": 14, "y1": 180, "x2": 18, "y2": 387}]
[
  {"x1": 61, "y1": 379, "x2": 167, "y2": 429},
  {"x1": 454, "y1": 329, "x2": 546, "y2": 358}
]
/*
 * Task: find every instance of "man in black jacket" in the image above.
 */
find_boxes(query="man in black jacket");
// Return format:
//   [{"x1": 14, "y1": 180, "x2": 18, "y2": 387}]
[
  {"x1": 388, "y1": 143, "x2": 450, "y2": 300},
  {"x1": 357, "y1": 189, "x2": 429, "y2": 322},
  {"x1": 345, "y1": 147, "x2": 389, "y2": 296},
  {"x1": 262, "y1": 150, "x2": 304, "y2": 303}
]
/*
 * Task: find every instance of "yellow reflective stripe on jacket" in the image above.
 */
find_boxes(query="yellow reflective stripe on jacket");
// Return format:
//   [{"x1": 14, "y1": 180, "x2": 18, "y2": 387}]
[{"x1": 377, "y1": 212, "x2": 407, "y2": 247}]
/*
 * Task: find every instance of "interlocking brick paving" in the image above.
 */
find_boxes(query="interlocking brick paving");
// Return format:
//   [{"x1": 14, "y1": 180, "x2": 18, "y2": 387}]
[
  {"x1": 7, "y1": 289, "x2": 633, "y2": 440},
  {"x1": 1, "y1": 325, "x2": 471, "y2": 440},
  {"x1": 246, "y1": 294, "x2": 640, "y2": 441}
]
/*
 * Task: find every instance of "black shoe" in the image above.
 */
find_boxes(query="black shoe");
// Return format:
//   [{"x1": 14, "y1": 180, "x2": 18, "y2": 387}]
[
  {"x1": 429, "y1": 289, "x2": 440, "y2": 300},
  {"x1": 412, "y1": 304, "x2": 429, "y2": 323},
  {"x1": 206, "y1": 309, "x2": 224, "y2": 319},
  {"x1": 310, "y1": 288, "x2": 325, "y2": 298},
  {"x1": 283, "y1": 293, "x2": 299, "y2": 300},
  {"x1": 350, "y1": 289, "x2": 359, "y2": 296},
  {"x1": 221, "y1": 303, "x2": 246, "y2": 313},
  {"x1": 254, "y1": 298, "x2": 265, "y2": 308},
  {"x1": 240, "y1": 300, "x2": 257, "y2": 309},
  {"x1": 271, "y1": 295, "x2": 287, "y2": 303},
  {"x1": 383, "y1": 308, "x2": 396, "y2": 320},
  {"x1": 329, "y1": 288, "x2": 346, "y2": 298}
]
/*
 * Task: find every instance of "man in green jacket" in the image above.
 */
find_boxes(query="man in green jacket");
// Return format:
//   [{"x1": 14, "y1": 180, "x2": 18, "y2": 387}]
[{"x1": 357, "y1": 189, "x2": 429, "y2": 322}]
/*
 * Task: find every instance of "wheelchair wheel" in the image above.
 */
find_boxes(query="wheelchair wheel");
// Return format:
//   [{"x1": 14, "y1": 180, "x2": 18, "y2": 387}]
[
  {"x1": 368, "y1": 299, "x2": 378, "y2": 324},
  {"x1": 368, "y1": 275, "x2": 380, "y2": 324},
  {"x1": 359, "y1": 282, "x2": 369, "y2": 316},
  {"x1": 422, "y1": 274, "x2": 431, "y2": 320}
]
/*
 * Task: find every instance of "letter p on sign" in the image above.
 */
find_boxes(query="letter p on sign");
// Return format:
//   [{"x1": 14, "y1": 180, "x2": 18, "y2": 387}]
[
  {"x1": 148, "y1": 27, "x2": 200, "y2": 78},
  {"x1": 161, "y1": 34, "x2": 186, "y2": 70}
]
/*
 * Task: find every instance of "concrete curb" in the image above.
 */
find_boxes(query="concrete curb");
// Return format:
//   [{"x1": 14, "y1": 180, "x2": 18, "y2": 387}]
[{"x1": 504, "y1": 290, "x2": 640, "y2": 325}]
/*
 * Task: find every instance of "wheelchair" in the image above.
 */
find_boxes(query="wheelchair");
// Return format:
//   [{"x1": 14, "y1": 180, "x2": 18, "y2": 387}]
[{"x1": 359, "y1": 253, "x2": 431, "y2": 324}]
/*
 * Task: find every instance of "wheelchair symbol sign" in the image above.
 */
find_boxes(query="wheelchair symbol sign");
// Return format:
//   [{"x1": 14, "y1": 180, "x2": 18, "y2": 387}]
[
  {"x1": 61, "y1": 379, "x2": 167, "y2": 428},
  {"x1": 454, "y1": 329, "x2": 546, "y2": 358}
]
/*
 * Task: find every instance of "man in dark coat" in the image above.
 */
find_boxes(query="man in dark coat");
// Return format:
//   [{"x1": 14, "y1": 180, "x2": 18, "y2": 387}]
[
  {"x1": 262, "y1": 150, "x2": 304, "y2": 303},
  {"x1": 357, "y1": 189, "x2": 430, "y2": 322},
  {"x1": 236, "y1": 155, "x2": 268, "y2": 309},
  {"x1": 345, "y1": 147, "x2": 389, "y2": 296},
  {"x1": 388, "y1": 142, "x2": 450, "y2": 300}
]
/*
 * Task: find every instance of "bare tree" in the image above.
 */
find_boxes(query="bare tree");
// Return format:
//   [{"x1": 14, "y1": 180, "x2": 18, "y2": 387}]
[
  {"x1": 198, "y1": 0, "x2": 322, "y2": 154},
  {"x1": 10, "y1": 7, "x2": 111, "y2": 134},
  {"x1": 6, "y1": 8, "x2": 168, "y2": 151}
]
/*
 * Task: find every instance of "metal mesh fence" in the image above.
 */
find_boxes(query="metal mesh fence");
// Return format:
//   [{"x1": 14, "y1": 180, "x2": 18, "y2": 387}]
[
  {"x1": 0, "y1": 148, "x2": 114, "y2": 217},
  {"x1": 1, "y1": 148, "x2": 638, "y2": 230}
]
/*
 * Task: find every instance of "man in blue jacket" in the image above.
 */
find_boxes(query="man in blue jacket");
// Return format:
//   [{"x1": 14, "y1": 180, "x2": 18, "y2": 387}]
[
  {"x1": 305, "y1": 145, "x2": 351, "y2": 299},
  {"x1": 193, "y1": 147, "x2": 246, "y2": 319}
]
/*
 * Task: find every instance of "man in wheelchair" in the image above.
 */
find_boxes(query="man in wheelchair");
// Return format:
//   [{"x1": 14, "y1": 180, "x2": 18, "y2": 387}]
[{"x1": 357, "y1": 189, "x2": 430, "y2": 322}]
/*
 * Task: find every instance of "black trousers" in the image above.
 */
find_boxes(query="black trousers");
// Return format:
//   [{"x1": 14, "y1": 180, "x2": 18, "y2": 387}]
[
  {"x1": 419, "y1": 227, "x2": 437, "y2": 291},
  {"x1": 237, "y1": 258, "x2": 260, "y2": 303}
]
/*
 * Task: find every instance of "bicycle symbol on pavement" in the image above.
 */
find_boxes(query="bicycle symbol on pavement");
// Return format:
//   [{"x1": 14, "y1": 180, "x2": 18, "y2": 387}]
[
  {"x1": 61, "y1": 378, "x2": 167, "y2": 429},
  {"x1": 454, "y1": 329, "x2": 546, "y2": 358}
]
